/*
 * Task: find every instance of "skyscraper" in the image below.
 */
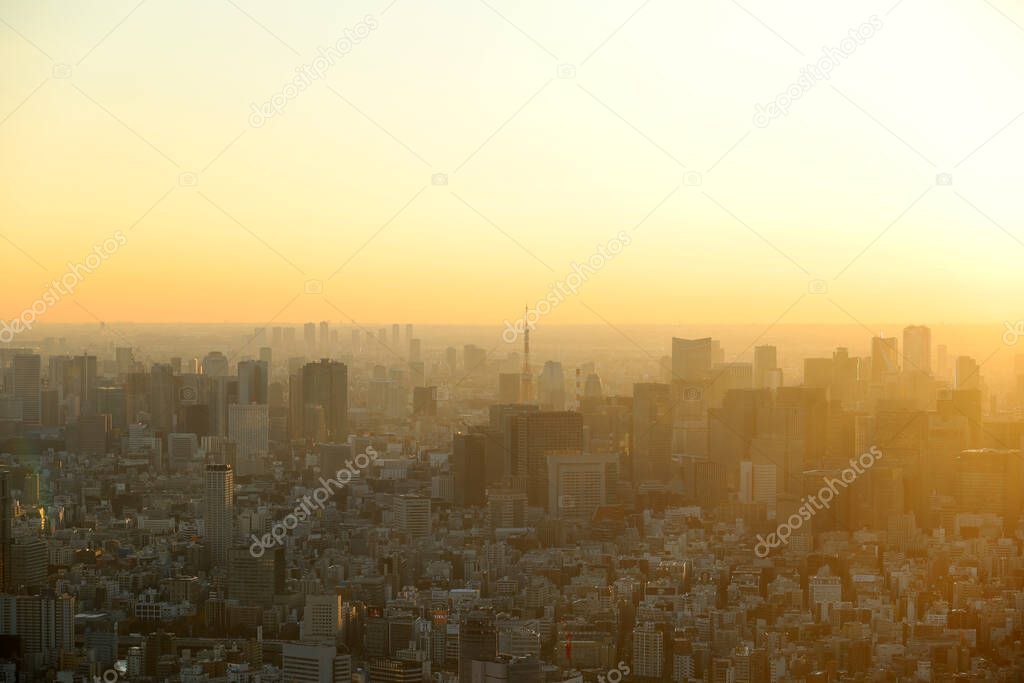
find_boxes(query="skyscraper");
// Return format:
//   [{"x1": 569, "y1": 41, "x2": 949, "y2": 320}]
[
  {"x1": 753, "y1": 345, "x2": 777, "y2": 390},
  {"x1": 452, "y1": 432, "x2": 486, "y2": 507},
  {"x1": 632, "y1": 383, "x2": 673, "y2": 485},
  {"x1": 294, "y1": 360, "x2": 349, "y2": 441},
  {"x1": 204, "y1": 464, "x2": 234, "y2": 567},
  {"x1": 509, "y1": 411, "x2": 584, "y2": 507},
  {"x1": 903, "y1": 325, "x2": 932, "y2": 375},
  {"x1": 13, "y1": 354, "x2": 40, "y2": 427},
  {"x1": 672, "y1": 337, "x2": 712, "y2": 382},
  {"x1": 237, "y1": 360, "x2": 269, "y2": 405},
  {"x1": 870, "y1": 336, "x2": 899, "y2": 383}
]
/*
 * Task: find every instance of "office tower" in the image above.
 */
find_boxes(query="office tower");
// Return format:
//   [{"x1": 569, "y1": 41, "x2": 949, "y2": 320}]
[
  {"x1": 546, "y1": 452, "x2": 617, "y2": 520},
  {"x1": 452, "y1": 433, "x2": 487, "y2": 506},
  {"x1": 301, "y1": 594, "x2": 343, "y2": 642},
  {"x1": 903, "y1": 325, "x2": 931, "y2": 375},
  {"x1": 487, "y1": 486, "x2": 527, "y2": 530},
  {"x1": 954, "y1": 356, "x2": 980, "y2": 390},
  {"x1": 0, "y1": 593, "x2": 76, "y2": 669},
  {"x1": 0, "y1": 471, "x2": 9, "y2": 591},
  {"x1": 632, "y1": 383, "x2": 673, "y2": 486},
  {"x1": 282, "y1": 643, "x2": 351, "y2": 682},
  {"x1": 394, "y1": 494, "x2": 431, "y2": 539},
  {"x1": 409, "y1": 338, "x2": 422, "y2": 363},
  {"x1": 753, "y1": 345, "x2": 777, "y2": 389},
  {"x1": 368, "y1": 658, "x2": 422, "y2": 682},
  {"x1": 204, "y1": 464, "x2": 234, "y2": 567},
  {"x1": 12, "y1": 354, "x2": 40, "y2": 427},
  {"x1": 304, "y1": 323, "x2": 317, "y2": 353},
  {"x1": 537, "y1": 361, "x2": 566, "y2": 410},
  {"x1": 259, "y1": 346, "x2": 273, "y2": 365},
  {"x1": 293, "y1": 360, "x2": 349, "y2": 441},
  {"x1": 390, "y1": 323, "x2": 400, "y2": 346},
  {"x1": 708, "y1": 389, "x2": 773, "y2": 483},
  {"x1": 228, "y1": 546, "x2": 284, "y2": 607},
  {"x1": 445, "y1": 346, "x2": 457, "y2": 375},
  {"x1": 412, "y1": 386, "x2": 437, "y2": 416},
  {"x1": 96, "y1": 386, "x2": 126, "y2": 430},
  {"x1": 633, "y1": 623, "x2": 667, "y2": 679},
  {"x1": 672, "y1": 337, "x2": 712, "y2": 382},
  {"x1": 149, "y1": 363, "x2": 176, "y2": 431},
  {"x1": 739, "y1": 460, "x2": 777, "y2": 512},
  {"x1": 10, "y1": 537, "x2": 47, "y2": 593},
  {"x1": 870, "y1": 336, "x2": 899, "y2": 383},
  {"x1": 955, "y1": 449, "x2": 1022, "y2": 523},
  {"x1": 459, "y1": 610, "x2": 497, "y2": 683},
  {"x1": 831, "y1": 347, "x2": 859, "y2": 408},
  {"x1": 464, "y1": 345, "x2": 487, "y2": 377},
  {"x1": 272, "y1": 326, "x2": 284, "y2": 346},
  {"x1": 509, "y1": 411, "x2": 584, "y2": 507},
  {"x1": 228, "y1": 404, "x2": 269, "y2": 471},
  {"x1": 498, "y1": 373, "x2": 520, "y2": 404},
  {"x1": 168, "y1": 433, "x2": 199, "y2": 469},
  {"x1": 319, "y1": 321, "x2": 329, "y2": 351},
  {"x1": 238, "y1": 360, "x2": 269, "y2": 405},
  {"x1": 64, "y1": 354, "x2": 98, "y2": 417},
  {"x1": 210, "y1": 375, "x2": 239, "y2": 437},
  {"x1": 202, "y1": 351, "x2": 229, "y2": 378},
  {"x1": 768, "y1": 387, "x2": 828, "y2": 494},
  {"x1": 405, "y1": 324, "x2": 413, "y2": 342},
  {"x1": 76, "y1": 414, "x2": 111, "y2": 456}
]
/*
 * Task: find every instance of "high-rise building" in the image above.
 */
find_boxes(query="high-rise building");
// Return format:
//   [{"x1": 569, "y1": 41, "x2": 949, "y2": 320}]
[
  {"x1": 672, "y1": 337, "x2": 712, "y2": 382},
  {"x1": 282, "y1": 643, "x2": 351, "y2": 683},
  {"x1": 228, "y1": 403, "x2": 269, "y2": 475},
  {"x1": 0, "y1": 471, "x2": 9, "y2": 591},
  {"x1": 537, "y1": 361, "x2": 566, "y2": 410},
  {"x1": 228, "y1": 546, "x2": 284, "y2": 607},
  {"x1": 632, "y1": 383, "x2": 673, "y2": 485},
  {"x1": 753, "y1": 345, "x2": 777, "y2": 390},
  {"x1": 954, "y1": 356, "x2": 980, "y2": 390},
  {"x1": 394, "y1": 494, "x2": 431, "y2": 539},
  {"x1": 452, "y1": 433, "x2": 487, "y2": 507},
  {"x1": 202, "y1": 351, "x2": 229, "y2": 378},
  {"x1": 237, "y1": 360, "x2": 269, "y2": 405},
  {"x1": 304, "y1": 323, "x2": 317, "y2": 353},
  {"x1": 204, "y1": 464, "x2": 234, "y2": 567},
  {"x1": 546, "y1": 452, "x2": 618, "y2": 520},
  {"x1": 12, "y1": 354, "x2": 40, "y2": 427},
  {"x1": 293, "y1": 360, "x2": 349, "y2": 441},
  {"x1": 459, "y1": 610, "x2": 497, "y2": 683},
  {"x1": 903, "y1": 325, "x2": 932, "y2": 375},
  {"x1": 509, "y1": 411, "x2": 584, "y2": 507},
  {"x1": 871, "y1": 336, "x2": 899, "y2": 383},
  {"x1": 301, "y1": 594, "x2": 343, "y2": 642}
]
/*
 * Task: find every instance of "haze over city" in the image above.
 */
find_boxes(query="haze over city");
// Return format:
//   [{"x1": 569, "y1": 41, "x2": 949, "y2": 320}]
[{"x1": 3, "y1": 1, "x2": 1024, "y2": 682}]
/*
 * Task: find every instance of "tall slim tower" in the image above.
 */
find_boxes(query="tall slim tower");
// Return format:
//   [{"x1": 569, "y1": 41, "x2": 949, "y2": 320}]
[
  {"x1": 13, "y1": 354, "x2": 41, "y2": 427},
  {"x1": 520, "y1": 307, "x2": 533, "y2": 403},
  {"x1": 204, "y1": 464, "x2": 234, "y2": 567}
]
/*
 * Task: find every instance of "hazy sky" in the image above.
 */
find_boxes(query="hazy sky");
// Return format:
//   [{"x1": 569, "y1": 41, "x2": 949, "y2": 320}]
[{"x1": 2, "y1": 0, "x2": 1023, "y2": 329}]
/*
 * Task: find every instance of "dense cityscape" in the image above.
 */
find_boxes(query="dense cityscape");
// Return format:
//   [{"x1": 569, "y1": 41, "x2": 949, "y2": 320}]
[{"x1": 0, "y1": 322, "x2": 1021, "y2": 682}]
